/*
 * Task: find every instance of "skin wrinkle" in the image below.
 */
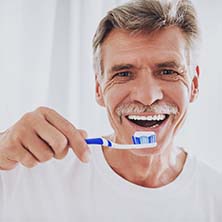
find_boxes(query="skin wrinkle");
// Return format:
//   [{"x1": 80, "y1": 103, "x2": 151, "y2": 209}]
[
  {"x1": 96, "y1": 27, "x2": 198, "y2": 188},
  {"x1": 100, "y1": 53, "x2": 190, "y2": 96},
  {"x1": 101, "y1": 70, "x2": 184, "y2": 125}
]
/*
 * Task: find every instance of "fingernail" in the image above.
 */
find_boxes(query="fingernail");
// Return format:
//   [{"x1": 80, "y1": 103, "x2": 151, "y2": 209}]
[{"x1": 82, "y1": 150, "x2": 91, "y2": 163}]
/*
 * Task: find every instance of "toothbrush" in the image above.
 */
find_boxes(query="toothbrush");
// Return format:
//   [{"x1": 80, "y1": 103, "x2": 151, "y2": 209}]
[{"x1": 85, "y1": 131, "x2": 157, "y2": 149}]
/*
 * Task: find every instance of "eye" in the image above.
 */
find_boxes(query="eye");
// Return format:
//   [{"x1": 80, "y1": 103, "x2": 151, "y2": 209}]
[
  {"x1": 160, "y1": 69, "x2": 178, "y2": 75},
  {"x1": 115, "y1": 71, "x2": 131, "y2": 77},
  {"x1": 112, "y1": 71, "x2": 133, "y2": 80},
  {"x1": 156, "y1": 69, "x2": 181, "y2": 81}
]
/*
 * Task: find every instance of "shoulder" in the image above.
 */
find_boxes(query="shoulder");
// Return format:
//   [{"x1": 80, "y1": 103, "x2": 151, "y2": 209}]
[
  {"x1": 182, "y1": 149, "x2": 222, "y2": 192},
  {"x1": 195, "y1": 157, "x2": 222, "y2": 182},
  {"x1": 184, "y1": 150, "x2": 221, "y2": 182},
  {"x1": 190, "y1": 155, "x2": 222, "y2": 196}
]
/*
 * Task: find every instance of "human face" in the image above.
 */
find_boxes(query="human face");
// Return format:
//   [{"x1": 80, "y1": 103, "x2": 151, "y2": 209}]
[{"x1": 96, "y1": 27, "x2": 198, "y2": 156}]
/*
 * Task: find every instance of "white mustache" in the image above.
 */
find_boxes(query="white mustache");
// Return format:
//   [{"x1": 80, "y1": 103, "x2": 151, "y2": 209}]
[{"x1": 116, "y1": 102, "x2": 178, "y2": 117}]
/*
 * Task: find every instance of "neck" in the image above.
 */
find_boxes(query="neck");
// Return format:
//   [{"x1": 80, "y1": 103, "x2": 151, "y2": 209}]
[{"x1": 102, "y1": 144, "x2": 187, "y2": 188}]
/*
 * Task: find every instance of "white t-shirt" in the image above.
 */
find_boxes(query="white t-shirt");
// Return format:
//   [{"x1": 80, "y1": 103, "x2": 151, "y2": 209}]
[{"x1": 0, "y1": 146, "x2": 221, "y2": 222}]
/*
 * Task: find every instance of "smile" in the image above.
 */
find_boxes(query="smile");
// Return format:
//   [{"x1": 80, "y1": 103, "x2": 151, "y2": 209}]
[{"x1": 126, "y1": 114, "x2": 169, "y2": 128}]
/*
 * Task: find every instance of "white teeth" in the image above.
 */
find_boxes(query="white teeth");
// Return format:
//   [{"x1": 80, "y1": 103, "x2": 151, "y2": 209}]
[
  {"x1": 150, "y1": 124, "x2": 159, "y2": 128},
  {"x1": 141, "y1": 116, "x2": 147, "y2": 120},
  {"x1": 147, "y1": 116, "x2": 153, "y2": 121},
  {"x1": 128, "y1": 114, "x2": 166, "y2": 121},
  {"x1": 153, "y1": 115, "x2": 157, "y2": 121}
]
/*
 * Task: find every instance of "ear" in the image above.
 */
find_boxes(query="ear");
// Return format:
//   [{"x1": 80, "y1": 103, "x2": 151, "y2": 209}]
[
  {"x1": 95, "y1": 74, "x2": 105, "y2": 107},
  {"x1": 189, "y1": 66, "x2": 200, "y2": 103}
]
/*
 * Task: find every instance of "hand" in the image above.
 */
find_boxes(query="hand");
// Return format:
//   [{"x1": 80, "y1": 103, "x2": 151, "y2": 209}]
[{"x1": 0, "y1": 107, "x2": 91, "y2": 170}]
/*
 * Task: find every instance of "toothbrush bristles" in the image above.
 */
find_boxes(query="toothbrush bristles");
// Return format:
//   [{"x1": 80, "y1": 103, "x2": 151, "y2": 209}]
[
  {"x1": 140, "y1": 136, "x2": 149, "y2": 144},
  {"x1": 132, "y1": 132, "x2": 156, "y2": 145}
]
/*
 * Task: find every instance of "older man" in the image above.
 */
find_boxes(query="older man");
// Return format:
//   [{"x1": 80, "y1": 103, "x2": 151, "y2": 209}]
[{"x1": 0, "y1": 0, "x2": 221, "y2": 221}]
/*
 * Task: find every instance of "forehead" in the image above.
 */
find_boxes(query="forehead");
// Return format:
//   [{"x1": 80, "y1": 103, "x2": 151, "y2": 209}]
[{"x1": 101, "y1": 27, "x2": 188, "y2": 71}]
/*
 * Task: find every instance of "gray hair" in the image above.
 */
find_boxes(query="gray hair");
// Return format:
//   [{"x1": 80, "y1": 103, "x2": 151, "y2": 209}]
[{"x1": 92, "y1": 0, "x2": 200, "y2": 76}]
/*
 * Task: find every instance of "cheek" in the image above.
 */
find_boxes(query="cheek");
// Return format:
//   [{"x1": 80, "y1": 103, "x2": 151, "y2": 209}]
[
  {"x1": 179, "y1": 74, "x2": 192, "y2": 94},
  {"x1": 102, "y1": 82, "x2": 130, "y2": 111},
  {"x1": 165, "y1": 80, "x2": 190, "y2": 112},
  {"x1": 173, "y1": 73, "x2": 191, "y2": 95}
]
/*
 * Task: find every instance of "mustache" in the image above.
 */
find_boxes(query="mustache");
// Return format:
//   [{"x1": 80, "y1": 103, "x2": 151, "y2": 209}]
[{"x1": 116, "y1": 101, "x2": 178, "y2": 117}]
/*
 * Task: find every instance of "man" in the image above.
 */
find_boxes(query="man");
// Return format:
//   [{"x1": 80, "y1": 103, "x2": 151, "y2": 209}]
[{"x1": 0, "y1": 0, "x2": 221, "y2": 221}]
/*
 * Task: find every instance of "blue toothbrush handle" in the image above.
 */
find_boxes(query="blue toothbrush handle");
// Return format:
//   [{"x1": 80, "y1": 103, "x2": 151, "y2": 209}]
[
  {"x1": 85, "y1": 138, "x2": 104, "y2": 145},
  {"x1": 85, "y1": 133, "x2": 156, "y2": 149}
]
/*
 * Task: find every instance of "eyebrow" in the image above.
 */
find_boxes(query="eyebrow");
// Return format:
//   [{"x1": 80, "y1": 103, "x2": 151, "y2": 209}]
[
  {"x1": 109, "y1": 64, "x2": 135, "y2": 73},
  {"x1": 155, "y1": 61, "x2": 182, "y2": 69},
  {"x1": 108, "y1": 61, "x2": 183, "y2": 74}
]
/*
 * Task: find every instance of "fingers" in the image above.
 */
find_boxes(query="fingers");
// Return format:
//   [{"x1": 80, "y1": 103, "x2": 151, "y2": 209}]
[
  {"x1": 41, "y1": 108, "x2": 91, "y2": 162},
  {"x1": 74, "y1": 129, "x2": 91, "y2": 162},
  {"x1": 0, "y1": 106, "x2": 90, "y2": 171},
  {"x1": 78, "y1": 129, "x2": 88, "y2": 138},
  {"x1": 21, "y1": 129, "x2": 54, "y2": 162},
  {"x1": 18, "y1": 148, "x2": 39, "y2": 168},
  {"x1": 33, "y1": 120, "x2": 68, "y2": 159},
  {"x1": 22, "y1": 127, "x2": 68, "y2": 160},
  {"x1": 3, "y1": 142, "x2": 38, "y2": 169},
  {"x1": 0, "y1": 156, "x2": 18, "y2": 170},
  {"x1": 69, "y1": 130, "x2": 91, "y2": 163}
]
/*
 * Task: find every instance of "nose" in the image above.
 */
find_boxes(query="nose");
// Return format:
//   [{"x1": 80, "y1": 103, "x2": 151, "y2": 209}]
[{"x1": 130, "y1": 72, "x2": 163, "y2": 106}]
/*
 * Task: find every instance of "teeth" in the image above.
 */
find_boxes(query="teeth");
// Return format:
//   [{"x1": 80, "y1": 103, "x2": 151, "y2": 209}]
[
  {"x1": 141, "y1": 116, "x2": 147, "y2": 120},
  {"x1": 128, "y1": 114, "x2": 166, "y2": 121},
  {"x1": 153, "y1": 115, "x2": 157, "y2": 121},
  {"x1": 147, "y1": 116, "x2": 153, "y2": 121},
  {"x1": 150, "y1": 124, "x2": 159, "y2": 128}
]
